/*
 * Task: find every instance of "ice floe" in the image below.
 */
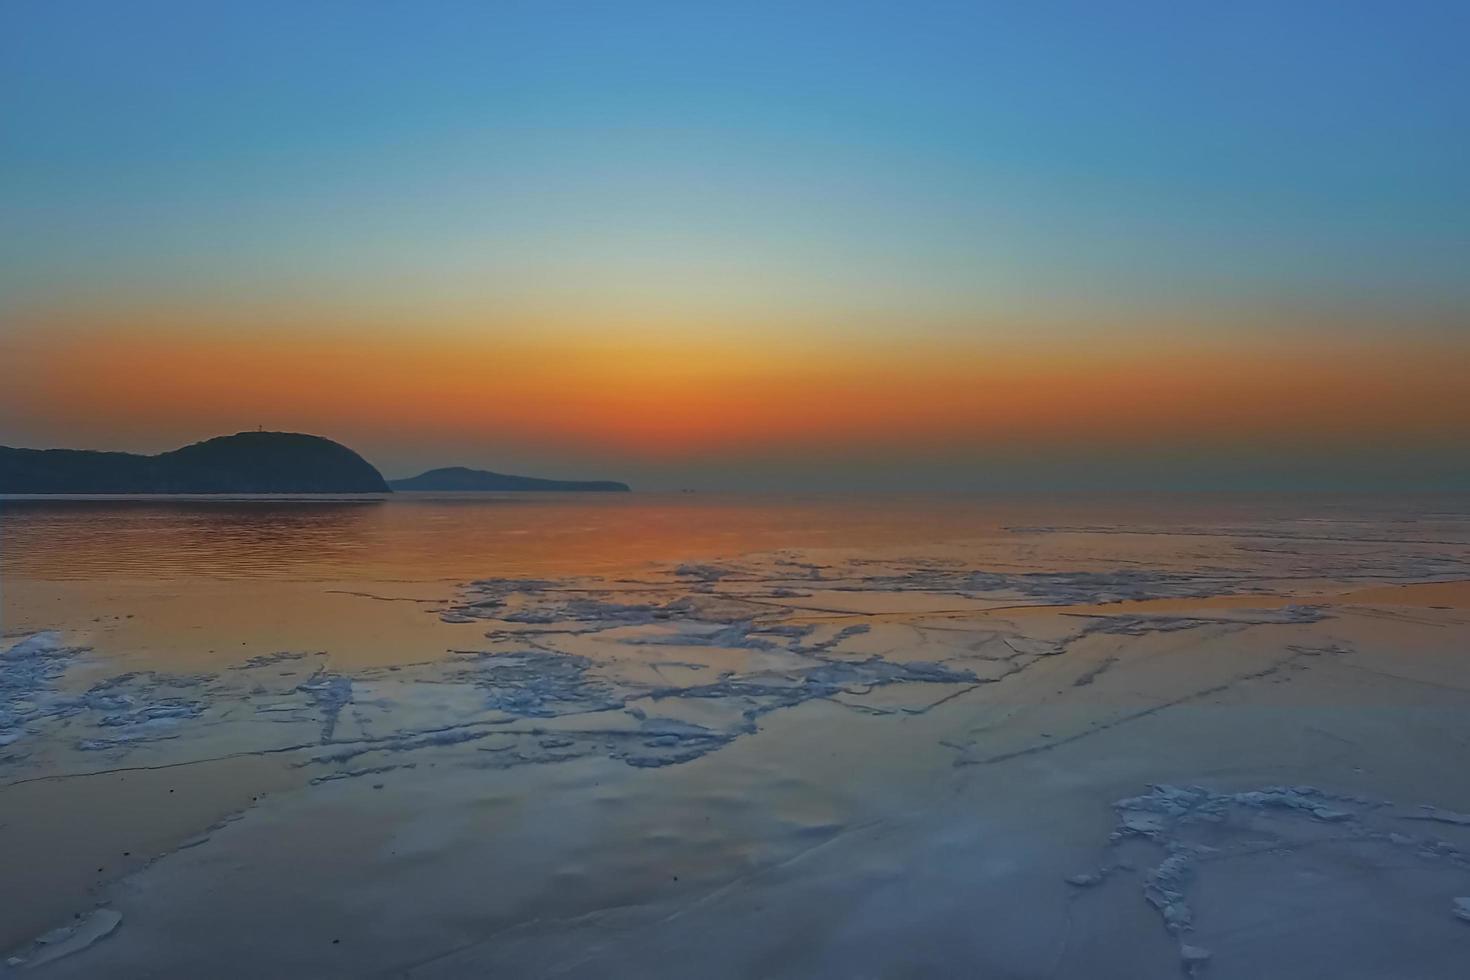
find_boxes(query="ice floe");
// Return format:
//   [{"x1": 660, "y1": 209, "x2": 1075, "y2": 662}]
[
  {"x1": 4, "y1": 908, "x2": 121, "y2": 970},
  {"x1": 1074, "y1": 783, "x2": 1470, "y2": 974}
]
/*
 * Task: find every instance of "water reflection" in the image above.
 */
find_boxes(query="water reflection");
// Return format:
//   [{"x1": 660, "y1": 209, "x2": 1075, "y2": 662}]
[
  {"x1": 1, "y1": 498, "x2": 388, "y2": 580},
  {"x1": 4, "y1": 492, "x2": 1469, "y2": 583}
]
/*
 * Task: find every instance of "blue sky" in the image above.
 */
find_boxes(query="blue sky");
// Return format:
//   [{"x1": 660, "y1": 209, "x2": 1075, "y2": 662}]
[
  {"x1": 1, "y1": 2, "x2": 1467, "y2": 489},
  {"x1": 4, "y1": 0, "x2": 1466, "y2": 322}
]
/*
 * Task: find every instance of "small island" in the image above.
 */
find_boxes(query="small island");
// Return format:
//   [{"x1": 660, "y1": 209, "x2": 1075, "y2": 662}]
[
  {"x1": 0, "y1": 432, "x2": 391, "y2": 494},
  {"x1": 1, "y1": 433, "x2": 632, "y2": 495},
  {"x1": 390, "y1": 466, "x2": 630, "y2": 493}
]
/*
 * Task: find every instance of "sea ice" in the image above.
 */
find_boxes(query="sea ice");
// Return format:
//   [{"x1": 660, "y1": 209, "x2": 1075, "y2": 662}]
[
  {"x1": 7, "y1": 908, "x2": 121, "y2": 969},
  {"x1": 1408, "y1": 806, "x2": 1470, "y2": 827}
]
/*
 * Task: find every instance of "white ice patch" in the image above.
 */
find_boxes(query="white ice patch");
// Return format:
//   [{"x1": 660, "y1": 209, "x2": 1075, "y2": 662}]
[
  {"x1": 6, "y1": 908, "x2": 121, "y2": 970},
  {"x1": 1073, "y1": 783, "x2": 1470, "y2": 975},
  {"x1": 1, "y1": 631, "x2": 85, "y2": 755}
]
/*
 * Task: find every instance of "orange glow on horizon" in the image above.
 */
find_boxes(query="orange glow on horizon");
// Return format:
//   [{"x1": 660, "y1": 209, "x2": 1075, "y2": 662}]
[{"x1": 7, "y1": 310, "x2": 1469, "y2": 462}]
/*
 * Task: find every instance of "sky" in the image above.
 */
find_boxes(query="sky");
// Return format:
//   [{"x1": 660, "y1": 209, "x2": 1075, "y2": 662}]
[{"x1": 2, "y1": 1, "x2": 1467, "y2": 490}]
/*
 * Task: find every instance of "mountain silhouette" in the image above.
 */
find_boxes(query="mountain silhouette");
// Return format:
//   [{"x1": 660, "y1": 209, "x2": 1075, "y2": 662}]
[
  {"x1": 0, "y1": 432, "x2": 390, "y2": 494},
  {"x1": 390, "y1": 466, "x2": 629, "y2": 492}
]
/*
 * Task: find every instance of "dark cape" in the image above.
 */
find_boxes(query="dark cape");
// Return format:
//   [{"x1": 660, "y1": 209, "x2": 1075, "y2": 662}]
[{"x1": 0, "y1": 432, "x2": 391, "y2": 494}]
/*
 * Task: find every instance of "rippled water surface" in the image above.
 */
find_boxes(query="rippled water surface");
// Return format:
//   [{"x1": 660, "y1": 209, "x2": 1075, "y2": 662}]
[{"x1": 7, "y1": 491, "x2": 1468, "y2": 583}]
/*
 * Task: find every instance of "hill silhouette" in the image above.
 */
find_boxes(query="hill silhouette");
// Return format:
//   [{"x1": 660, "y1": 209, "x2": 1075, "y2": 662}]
[
  {"x1": 0, "y1": 432, "x2": 390, "y2": 494},
  {"x1": 390, "y1": 466, "x2": 629, "y2": 492}
]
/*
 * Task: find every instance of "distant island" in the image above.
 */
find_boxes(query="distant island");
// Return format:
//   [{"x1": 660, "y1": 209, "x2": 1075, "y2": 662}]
[
  {"x1": 390, "y1": 466, "x2": 630, "y2": 493},
  {"x1": 0, "y1": 433, "x2": 633, "y2": 495},
  {"x1": 0, "y1": 432, "x2": 390, "y2": 494}
]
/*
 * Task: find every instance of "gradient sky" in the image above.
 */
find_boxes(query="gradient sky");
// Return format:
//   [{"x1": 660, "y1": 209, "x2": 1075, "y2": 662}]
[{"x1": 2, "y1": 1, "x2": 1467, "y2": 489}]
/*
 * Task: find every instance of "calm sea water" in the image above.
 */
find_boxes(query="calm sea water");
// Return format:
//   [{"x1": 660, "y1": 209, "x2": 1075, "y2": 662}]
[{"x1": 5, "y1": 492, "x2": 1467, "y2": 584}]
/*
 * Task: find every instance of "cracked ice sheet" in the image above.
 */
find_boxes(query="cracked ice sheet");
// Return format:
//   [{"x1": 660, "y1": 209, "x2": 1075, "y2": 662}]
[
  {"x1": 3, "y1": 560, "x2": 1023, "y2": 786},
  {"x1": 1, "y1": 559, "x2": 1460, "y2": 788},
  {"x1": 1067, "y1": 783, "x2": 1470, "y2": 976},
  {"x1": 6, "y1": 513, "x2": 1470, "y2": 974},
  {"x1": 30, "y1": 608, "x2": 1470, "y2": 980}
]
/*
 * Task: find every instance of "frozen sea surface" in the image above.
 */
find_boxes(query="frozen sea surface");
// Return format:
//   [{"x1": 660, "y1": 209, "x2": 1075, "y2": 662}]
[{"x1": 3, "y1": 493, "x2": 1470, "y2": 976}]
